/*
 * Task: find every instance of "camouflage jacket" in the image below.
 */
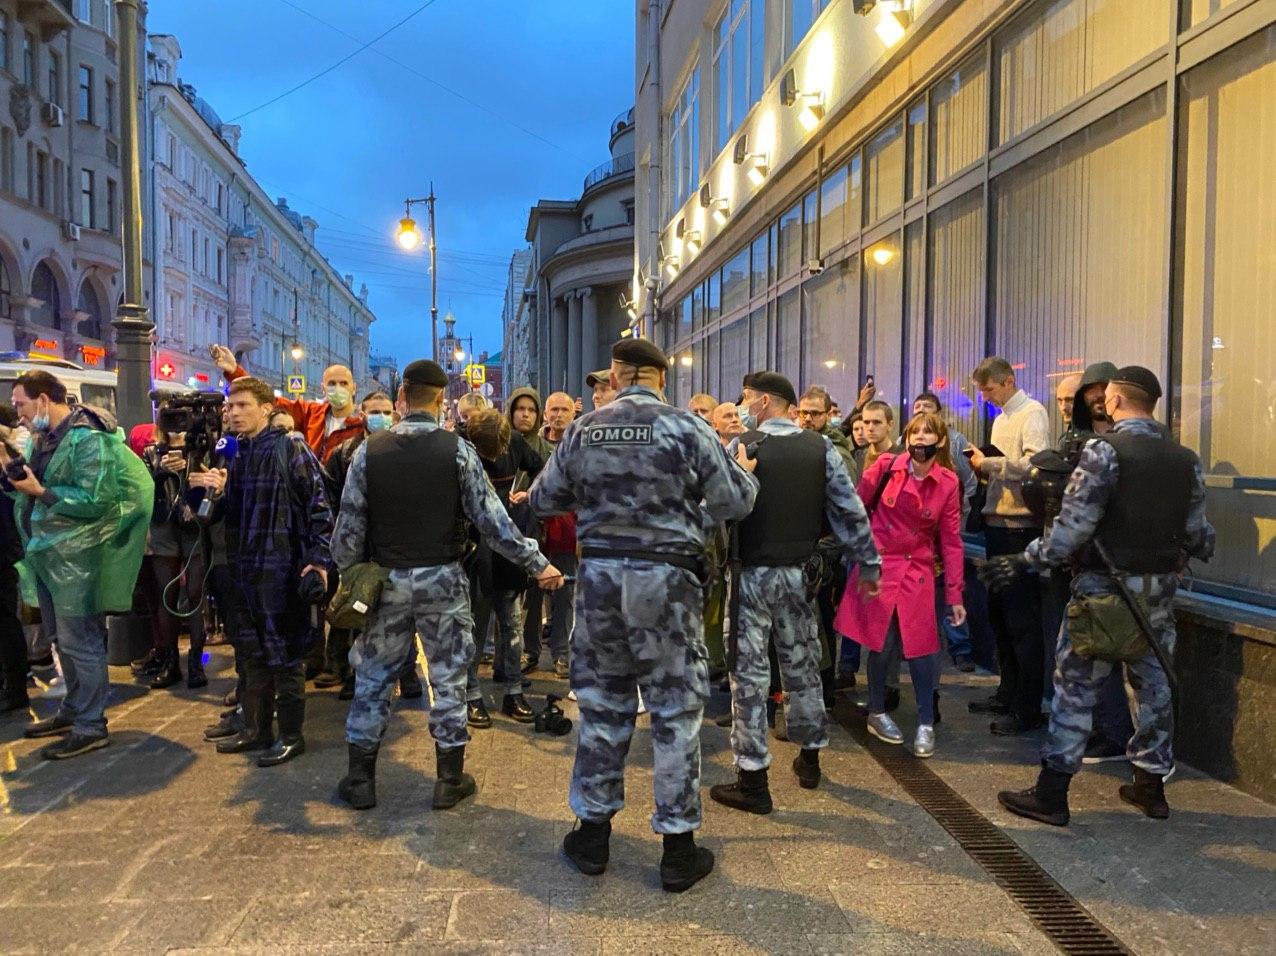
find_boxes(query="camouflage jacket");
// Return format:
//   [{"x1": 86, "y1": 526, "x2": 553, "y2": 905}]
[
  {"x1": 333, "y1": 412, "x2": 548, "y2": 576},
  {"x1": 1025, "y1": 417, "x2": 1215, "y2": 591},
  {"x1": 529, "y1": 385, "x2": 759, "y2": 556}
]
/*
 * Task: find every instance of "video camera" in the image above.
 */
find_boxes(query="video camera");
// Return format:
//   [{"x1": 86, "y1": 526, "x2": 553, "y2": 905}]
[{"x1": 150, "y1": 390, "x2": 224, "y2": 473}]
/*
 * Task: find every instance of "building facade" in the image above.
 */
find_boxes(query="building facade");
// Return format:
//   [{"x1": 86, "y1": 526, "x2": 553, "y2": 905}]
[
  {"x1": 146, "y1": 35, "x2": 374, "y2": 395},
  {"x1": 0, "y1": 0, "x2": 137, "y2": 373},
  {"x1": 521, "y1": 108, "x2": 637, "y2": 399},
  {"x1": 635, "y1": 0, "x2": 1276, "y2": 612},
  {"x1": 500, "y1": 245, "x2": 533, "y2": 402}
]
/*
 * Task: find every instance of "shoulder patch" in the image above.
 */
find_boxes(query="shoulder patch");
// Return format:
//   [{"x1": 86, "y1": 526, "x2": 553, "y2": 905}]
[{"x1": 584, "y1": 423, "x2": 653, "y2": 446}]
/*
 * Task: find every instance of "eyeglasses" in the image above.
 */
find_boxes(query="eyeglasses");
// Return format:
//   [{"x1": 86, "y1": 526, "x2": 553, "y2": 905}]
[{"x1": 797, "y1": 409, "x2": 827, "y2": 419}]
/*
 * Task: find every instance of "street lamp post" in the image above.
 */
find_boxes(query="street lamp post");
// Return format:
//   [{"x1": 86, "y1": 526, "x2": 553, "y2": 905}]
[
  {"x1": 111, "y1": 0, "x2": 152, "y2": 430},
  {"x1": 395, "y1": 186, "x2": 439, "y2": 362}
]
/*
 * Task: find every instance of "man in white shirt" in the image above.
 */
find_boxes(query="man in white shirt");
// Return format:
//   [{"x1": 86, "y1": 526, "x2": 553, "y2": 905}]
[{"x1": 968, "y1": 357, "x2": 1050, "y2": 736}]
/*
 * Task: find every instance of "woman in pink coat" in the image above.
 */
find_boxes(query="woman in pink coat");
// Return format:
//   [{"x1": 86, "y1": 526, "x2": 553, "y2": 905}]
[{"x1": 834, "y1": 411, "x2": 966, "y2": 756}]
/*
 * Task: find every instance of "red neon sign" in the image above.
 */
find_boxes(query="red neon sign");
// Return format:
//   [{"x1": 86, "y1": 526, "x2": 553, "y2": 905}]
[
  {"x1": 33, "y1": 338, "x2": 59, "y2": 351},
  {"x1": 194, "y1": 372, "x2": 209, "y2": 383},
  {"x1": 80, "y1": 345, "x2": 106, "y2": 367},
  {"x1": 158, "y1": 362, "x2": 176, "y2": 379}
]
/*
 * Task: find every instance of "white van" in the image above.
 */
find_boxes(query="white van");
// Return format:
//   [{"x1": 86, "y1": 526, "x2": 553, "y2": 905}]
[{"x1": 0, "y1": 354, "x2": 120, "y2": 414}]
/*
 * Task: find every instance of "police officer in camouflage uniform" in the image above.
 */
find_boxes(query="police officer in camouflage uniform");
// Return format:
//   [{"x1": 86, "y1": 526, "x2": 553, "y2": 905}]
[
  {"x1": 530, "y1": 337, "x2": 759, "y2": 893},
  {"x1": 331, "y1": 359, "x2": 563, "y2": 812},
  {"x1": 710, "y1": 373, "x2": 880, "y2": 816},
  {"x1": 994, "y1": 367, "x2": 1214, "y2": 826}
]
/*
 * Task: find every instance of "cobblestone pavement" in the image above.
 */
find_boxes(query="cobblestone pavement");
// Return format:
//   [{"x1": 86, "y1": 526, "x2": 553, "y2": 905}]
[{"x1": 1, "y1": 645, "x2": 1272, "y2": 955}]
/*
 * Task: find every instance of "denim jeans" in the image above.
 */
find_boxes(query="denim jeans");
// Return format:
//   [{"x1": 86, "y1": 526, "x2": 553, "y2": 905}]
[
  {"x1": 468, "y1": 588, "x2": 525, "y2": 698},
  {"x1": 545, "y1": 552, "x2": 577, "y2": 664},
  {"x1": 36, "y1": 581, "x2": 108, "y2": 737},
  {"x1": 935, "y1": 573, "x2": 972, "y2": 660}
]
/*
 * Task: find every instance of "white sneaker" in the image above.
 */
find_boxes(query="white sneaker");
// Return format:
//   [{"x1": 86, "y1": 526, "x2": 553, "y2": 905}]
[
  {"x1": 567, "y1": 689, "x2": 577, "y2": 702},
  {"x1": 866, "y1": 712, "x2": 903, "y2": 745},
  {"x1": 913, "y1": 724, "x2": 935, "y2": 758}
]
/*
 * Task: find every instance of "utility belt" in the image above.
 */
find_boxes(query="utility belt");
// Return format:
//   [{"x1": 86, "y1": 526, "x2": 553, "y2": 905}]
[{"x1": 580, "y1": 546, "x2": 709, "y2": 584}]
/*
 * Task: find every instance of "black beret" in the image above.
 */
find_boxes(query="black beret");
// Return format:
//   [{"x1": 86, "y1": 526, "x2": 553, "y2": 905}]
[
  {"x1": 611, "y1": 337, "x2": 668, "y2": 370},
  {"x1": 402, "y1": 359, "x2": 449, "y2": 389},
  {"x1": 585, "y1": 368, "x2": 610, "y2": 388},
  {"x1": 1110, "y1": 365, "x2": 1162, "y2": 402},
  {"x1": 747, "y1": 371, "x2": 797, "y2": 406}
]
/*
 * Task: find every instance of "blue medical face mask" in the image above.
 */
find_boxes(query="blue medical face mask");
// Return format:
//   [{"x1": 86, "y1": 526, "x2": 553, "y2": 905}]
[
  {"x1": 736, "y1": 402, "x2": 757, "y2": 431},
  {"x1": 365, "y1": 412, "x2": 392, "y2": 433}
]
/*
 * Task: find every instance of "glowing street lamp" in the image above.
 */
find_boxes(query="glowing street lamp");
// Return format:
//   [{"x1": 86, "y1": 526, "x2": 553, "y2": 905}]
[
  {"x1": 396, "y1": 217, "x2": 422, "y2": 251},
  {"x1": 290, "y1": 343, "x2": 305, "y2": 361}
]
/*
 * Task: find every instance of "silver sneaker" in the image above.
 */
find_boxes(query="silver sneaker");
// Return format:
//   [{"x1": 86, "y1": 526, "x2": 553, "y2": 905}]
[
  {"x1": 866, "y1": 713, "x2": 903, "y2": 745},
  {"x1": 913, "y1": 724, "x2": 936, "y2": 758}
]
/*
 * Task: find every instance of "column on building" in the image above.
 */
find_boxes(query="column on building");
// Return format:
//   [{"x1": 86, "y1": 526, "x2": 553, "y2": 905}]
[
  {"x1": 550, "y1": 295, "x2": 568, "y2": 392},
  {"x1": 580, "y1": 286, "x2": 598, "y2": 381},
  {"x1": 567, "y1": 290, "x2": 583, "y2": 397}
]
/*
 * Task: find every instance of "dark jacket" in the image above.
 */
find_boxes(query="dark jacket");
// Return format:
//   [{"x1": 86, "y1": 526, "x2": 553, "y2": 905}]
[
  {"x1": 465, "y1": 431, "x2": 544, "y2": 593},
  {"x1": 323, "y1": 428, "x2": 369, "y2": 512},
  {"x1": 507, "y1": 386, "x2": 554, "y2": 462},
  {"x1": 220, "y1": 427, "x2": 334, "y2": 666}
]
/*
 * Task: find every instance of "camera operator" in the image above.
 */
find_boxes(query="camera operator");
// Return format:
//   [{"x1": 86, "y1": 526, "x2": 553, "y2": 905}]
[
  {"x1": 1, "y1": 370, "x2": 152, "y2": 759},
  {"x1": 134, "y1": 393, "x2": 226, "y2": 690},
  {"x1": 190, "y1": 376, "x2": 334, "y2": 768}
]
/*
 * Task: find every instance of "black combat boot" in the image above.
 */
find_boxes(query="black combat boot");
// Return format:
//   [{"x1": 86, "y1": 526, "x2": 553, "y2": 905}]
[
  {"x1": 1118, "y1": 767, "x2": 1169, "y2": 819},
  {"x1": 660, "y1": 831, "x2": 714, "y2": 893},
  {"x1": 997, "y1": 762, "x2": 1072, "y2": 827},
  {"x1": 793, "y1": 748, "x2": 821, "y2": 789},
  {"x1": 337, "y1": 742, "x2": 379, "y2": 810},
  {"x1": 149, "y1": 650, "x2": 182, "y2": 690},
  {"x1": 501, "y1": 693, "x2": 535, "y2": 723},
  {"x1": 432, "y1": 743, "x2": 476, "y2": 809},
  {"x1": 258, "y1": 696, "x2": 305, "y2": 767},
  {"x1": 709, "y1": 767, "x2": 773, "y2": 815},
  {"x1": 562, "y1": 818, "x2": 611, "y2": 875},
  {"x1": 186, "y1": 652, "x2": 207, "y2": 689}
]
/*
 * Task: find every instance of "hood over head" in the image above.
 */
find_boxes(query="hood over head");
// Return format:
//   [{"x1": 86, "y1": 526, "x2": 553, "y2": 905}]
[
  {"x1": 1071, "y1": 361, "x2": 1119, "y2": 433},
  {"x1": 506, "y1": 386, "x2": 544, "y2": 435}
]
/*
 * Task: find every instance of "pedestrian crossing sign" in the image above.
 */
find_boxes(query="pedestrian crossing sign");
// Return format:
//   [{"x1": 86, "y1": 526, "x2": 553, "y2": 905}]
[
  {"x1": 465, "y1": 363, "x2": 486, "y2": 386},
  {"x1": 288, "y1": 374, "x2": 306, "y2": 394}
]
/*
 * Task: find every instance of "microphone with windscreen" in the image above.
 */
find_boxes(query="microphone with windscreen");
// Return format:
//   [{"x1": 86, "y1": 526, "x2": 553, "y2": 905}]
[{"x1": 194, "y1": 434, "x2": 239, "y2": 519}]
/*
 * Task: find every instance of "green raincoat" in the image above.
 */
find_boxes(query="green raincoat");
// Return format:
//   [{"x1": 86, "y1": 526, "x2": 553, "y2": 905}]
[{"x1": 12, "y1": 407, "x2": 153, "y2": 617}]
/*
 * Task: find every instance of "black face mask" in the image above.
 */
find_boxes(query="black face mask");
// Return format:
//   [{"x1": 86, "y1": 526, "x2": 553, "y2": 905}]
[{"x1": 909, "y1": 443, "x2": 939, "y2": 463}]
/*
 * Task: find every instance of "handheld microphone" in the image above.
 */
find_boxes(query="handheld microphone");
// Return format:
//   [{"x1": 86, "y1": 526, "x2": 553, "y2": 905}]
[{"x1": 196, "y1": 434, "x2": 240, "y2": 519}]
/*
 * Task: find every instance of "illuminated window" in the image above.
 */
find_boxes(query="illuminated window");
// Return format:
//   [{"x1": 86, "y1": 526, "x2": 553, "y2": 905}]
[{"x1": 714, "y1": 0, "x2": 765, "y2": 151}]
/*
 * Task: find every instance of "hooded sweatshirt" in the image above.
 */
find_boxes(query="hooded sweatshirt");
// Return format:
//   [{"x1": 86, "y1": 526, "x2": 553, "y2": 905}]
[{"x1": 507, "y1": 386, "x2": 554, "y2": 462}]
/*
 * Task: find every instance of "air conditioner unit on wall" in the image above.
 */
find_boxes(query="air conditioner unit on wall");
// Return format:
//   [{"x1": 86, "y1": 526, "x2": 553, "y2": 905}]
[
  {"x1": 41, "y1": 103, "x2": 64, "y2": 127},
  {"x1": 62, "y1": 221, "x2": 81, "y2": 242}
]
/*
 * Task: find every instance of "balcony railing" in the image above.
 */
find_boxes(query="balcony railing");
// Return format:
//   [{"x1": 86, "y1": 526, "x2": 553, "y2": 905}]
[
  {"x1": 583, "y1": 152, "x2": 635, "y2": 192},
  {"x1": 611, "y1": 107, "x2": 635, "y2": 137}
]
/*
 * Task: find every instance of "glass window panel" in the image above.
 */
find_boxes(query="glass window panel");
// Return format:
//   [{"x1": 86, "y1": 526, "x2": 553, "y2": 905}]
[
  {"x1": 702, "y1": 335, "x2": 722, "y2": 397},
  {"x1": 995, "y1": 0, "x2": 1169, "y2": 145},
  {"x1": 776, "y1": 288, "x2": 801, "y2": 379},
  {"x1": 692, "y1": 281, "x2": 704, "y2": 332},
  {"x1": 1188, "y1": 0, "x2": 1244, "y2": 27},
  {"x1": 706, "y1": 271, "x2": 722, "y2": 328},
  {"x1": 768, "y1": 221, "x2": 778, "y2": 286},
  {"x1": 864, "y1": 120, "x2": 904, "y2": 226},
  {"x1": 930, "y1": 56, "x2": 988, "y2": 186},
  {"x1": 749, "y1": 306, "x2": 770, "y2": 369},
  {"x1": 993, "y1": 91, "x2": 1166, "y2": 436},
  {"x1": 802, "y1": 190, "x2": 817, "y2": 262},
  {"x1": 1177, "y1": 27, "x2": 1276, "y2": 601},
  {"x1": 750, "y1": 231, "x2": 768, "y2": 297},
  {"x1": 902, "y1": 220, "x2": 926, "y2": 402},
  {"x1": 906, "y1": 99, "x2": 927, "y2": 200},
  {"x1": 673, "y1": 349, "x2": 694, "y2": 404},
  {"x1": 862, "y1": 234, "x2": 904, "y2": 416},
  {"x1": 820, "y1": 163, "x2": 847, "y2": 255},
  {"x1": 778, "y1": 201, "x2": 802, "y2": 278},
  {"x1": 848, "y1": 153, "x2": 862, "y2": 234},
  {"x1": 721, "y1": 317, "x2": 749, "y2": 398},
  {"x1": 677, "y1": 294, "x2": 693, "y2": 342},
  {"x1": 928, "y1": 188, "x2": 986, "y2": 441},
  {"x1": 722, "y1": 246, "x2": 751, "y2": 315},
  {"x1": 800, "y1": 258, "x2": 858, "y2": 407}
]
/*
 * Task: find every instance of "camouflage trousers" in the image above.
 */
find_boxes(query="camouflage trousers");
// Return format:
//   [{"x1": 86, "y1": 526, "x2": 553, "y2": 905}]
[
  {"x1": 346, "y1": 564, "x2": 473, "y2": 751},
  {"x1": 1043, "y1": 572, "x2": 1178, "y2": 776},
  {"x1": 570, "y1": 557, "x2": 710, "y2": 834},
  {"x1": 730, "y1": 566, "x2": 829, "y2": 771}
]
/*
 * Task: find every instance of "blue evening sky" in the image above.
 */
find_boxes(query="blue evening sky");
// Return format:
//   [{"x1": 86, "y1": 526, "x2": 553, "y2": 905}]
[{"x1": 147, "y1": 0, "x2": 634, "y2": 368}]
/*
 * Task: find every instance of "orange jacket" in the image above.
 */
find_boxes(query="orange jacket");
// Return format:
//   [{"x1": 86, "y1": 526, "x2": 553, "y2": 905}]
[{"x1": 225, "y1": 365, "x2": 364, "y2": 463}]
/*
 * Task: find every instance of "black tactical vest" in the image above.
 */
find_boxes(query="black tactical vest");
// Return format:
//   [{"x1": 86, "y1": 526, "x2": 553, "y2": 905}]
[
  {"x1": 736, "y1": 428, "x2": 827, "y2": 566},
  {"x1": 1086, "y1": 429, "x2": 1197, "y2": 574},
  {"x1": 364, "y1": 427, "x2": 468, "y2": 568}
]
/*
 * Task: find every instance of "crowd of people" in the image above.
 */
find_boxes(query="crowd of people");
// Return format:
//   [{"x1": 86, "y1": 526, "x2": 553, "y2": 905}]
[{"x1": 0, "y1": 335, "x2": 1213, "y2": 891}]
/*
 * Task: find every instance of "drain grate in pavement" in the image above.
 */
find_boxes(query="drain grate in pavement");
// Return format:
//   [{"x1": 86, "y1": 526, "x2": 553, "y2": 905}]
[{"x1": 838, "y1": 710, "x2": 1131, "y2": 955}]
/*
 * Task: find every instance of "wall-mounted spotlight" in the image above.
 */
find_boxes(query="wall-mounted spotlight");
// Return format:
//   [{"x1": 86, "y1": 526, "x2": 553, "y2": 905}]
[
  {"x1": 699, "y1": 183, "x2": 731, "y2": 226},
  {"x1": 780, "y1": 68, "x2": 825, "y2": 132},
  {"x1": 851, "y1": 0, "x2": 878, "y2": 14},
  {"x1": 733, "y1": 135, "x2": 770, "y2": 186},
  {"x1": 664, "y1": 255, "x2": 681, "y2": 278},
  {"x1": 684, "y1": 229, "x2": 703, "y2": 253},
  {"x1": 875, "y1": 1, "x2": 913, "y2": 46},
  {"x1": 619, "y1": 292, "x2": 640, "y2": 321}
]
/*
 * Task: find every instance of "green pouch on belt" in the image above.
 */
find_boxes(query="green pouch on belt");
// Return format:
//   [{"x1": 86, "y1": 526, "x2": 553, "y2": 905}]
[
  {"x1": 328, "y1": 563, "x2": 391, "y2": 631},
  {"x1": 1066, "y1": 593, "x2": 1150, "y2": 664}
]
